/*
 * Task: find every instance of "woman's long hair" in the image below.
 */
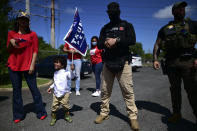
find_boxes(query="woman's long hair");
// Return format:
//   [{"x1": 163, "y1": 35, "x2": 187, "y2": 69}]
[
  {"x1": 14, "y1": 16, "x2": 31, "y2": 33},
  {"x1": 90, "y1": 36, "x2": 99, "y2": 49}
]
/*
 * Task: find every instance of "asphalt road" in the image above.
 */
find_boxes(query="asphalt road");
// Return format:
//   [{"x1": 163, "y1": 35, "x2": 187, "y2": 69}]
[{"x1": 0, "y1": 67, "x2": 196, "y2": 131}]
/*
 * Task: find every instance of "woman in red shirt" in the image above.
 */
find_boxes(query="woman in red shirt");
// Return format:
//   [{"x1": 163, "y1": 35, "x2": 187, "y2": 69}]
[
  {"x1": 90, "y1": 36, "x2": 103, "y2": 97},
  {"x1": 7, "y1": 12, "x2": 47, "y2": 123}
]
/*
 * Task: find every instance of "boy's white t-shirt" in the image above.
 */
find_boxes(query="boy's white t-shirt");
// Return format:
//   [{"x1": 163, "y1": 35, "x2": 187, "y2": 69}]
[{"x1": 50, "y1": 69, "x2": 74, "y2": 97}]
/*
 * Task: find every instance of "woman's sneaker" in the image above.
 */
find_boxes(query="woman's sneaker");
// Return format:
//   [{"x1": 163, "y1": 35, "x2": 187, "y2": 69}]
[
  {"x1": 92, "y1": 91, "x2": 101, "y2": 97},
  {"x1": 14, "y1": 119, "x2": 21, "y2": 123},
  {"x1": 76, "y1": 91, "x2": 80, "y2": 96}
]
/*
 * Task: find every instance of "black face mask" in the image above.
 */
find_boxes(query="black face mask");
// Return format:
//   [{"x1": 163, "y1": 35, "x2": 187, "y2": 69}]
[{"x1": 107, "y1": 11, "x2": 120, "y2": 22}]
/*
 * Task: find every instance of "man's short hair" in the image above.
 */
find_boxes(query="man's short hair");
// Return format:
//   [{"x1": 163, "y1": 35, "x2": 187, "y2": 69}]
[{"x1": 172, "y1": 1, "x2": 187, "y2": 11}]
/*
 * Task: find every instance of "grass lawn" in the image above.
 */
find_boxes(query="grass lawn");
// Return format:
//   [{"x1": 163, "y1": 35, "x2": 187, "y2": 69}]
[{"x1": 0, "y1": 77, "x2": 51, "y2": 88}]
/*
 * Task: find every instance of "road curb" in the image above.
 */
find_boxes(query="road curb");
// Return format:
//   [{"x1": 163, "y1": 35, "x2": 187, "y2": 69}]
[{"x1": 0, "y1": 80, "x2": 53, "y2": 92}]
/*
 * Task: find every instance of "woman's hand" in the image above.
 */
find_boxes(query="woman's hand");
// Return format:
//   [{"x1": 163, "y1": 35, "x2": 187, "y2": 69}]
[
  {"x1": 28, "y1": 64, "x2": 35, "y2": 74},
  {"x1": 70, "y1": 49, "x2": 77, "y2": 54},
  {"x1": 10, "y1": 39, "x2": 19, "y2": 48}
]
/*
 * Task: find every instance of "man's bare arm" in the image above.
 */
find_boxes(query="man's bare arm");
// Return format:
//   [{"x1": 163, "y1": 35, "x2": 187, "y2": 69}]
[
  {"x1": 153, "y1": 38, "x2": 162, "y2": 70},
  {"x1": 153, "y1": 38, "x2": 161, "y2": 61}
]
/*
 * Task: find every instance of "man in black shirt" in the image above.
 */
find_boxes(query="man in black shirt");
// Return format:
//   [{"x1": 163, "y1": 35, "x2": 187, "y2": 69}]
[
  {"x1": 153, "y1": 1, "x2": 197, "y2": 126},
  {"x1": 94, "y1": 2, "x2": 139, "y2": 130}
]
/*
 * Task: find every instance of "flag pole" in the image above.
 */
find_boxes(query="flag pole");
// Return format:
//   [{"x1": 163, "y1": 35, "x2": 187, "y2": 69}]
[{"x1": 72, "y1": 52, "x2": 74, "y2": 65}]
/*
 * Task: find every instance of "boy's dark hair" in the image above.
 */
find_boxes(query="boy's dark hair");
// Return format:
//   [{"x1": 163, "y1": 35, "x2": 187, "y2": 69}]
[{"x1": 53, "y1": 55, "x2": 67, "y2": 68}]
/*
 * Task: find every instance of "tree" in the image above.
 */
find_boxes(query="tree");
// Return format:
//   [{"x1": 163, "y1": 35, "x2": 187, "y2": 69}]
[
  {"x1": 58, "y1": 44, "x2": 64, "y2": 52},
  {"x1": 129, "y1": 42, "x2": 145, "y2": 57},
  {"x1": 144, "y1": 53, "x2": 152, "y2": 62},
  {"x1": 83, "y1": 49, "x2": 90, "y2": 60},
  {"x1": 0, "y1": 0, "x2": 12, "y2": 74},
  {"x1": 37, "y1": 36, "x2": 59, "y2": 62}
]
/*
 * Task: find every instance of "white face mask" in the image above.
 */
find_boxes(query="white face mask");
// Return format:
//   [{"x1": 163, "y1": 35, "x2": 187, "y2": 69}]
[{"x1": 92, "y1": 42, "x2": 97, "y2": 46}]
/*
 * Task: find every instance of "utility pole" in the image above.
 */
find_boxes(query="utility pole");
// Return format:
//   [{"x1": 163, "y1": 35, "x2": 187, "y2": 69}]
[
  {"x1": 51, "y1": 0, "x2": 55, "y2": 48},
  {"x1": 25, "y1": 0, "x2": 30, "y2": 15}
]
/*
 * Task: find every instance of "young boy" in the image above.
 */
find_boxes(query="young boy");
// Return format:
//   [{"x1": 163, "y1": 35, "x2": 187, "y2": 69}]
[{"x1": 47, "y1": 55, "x2": 74, "y2": 126}]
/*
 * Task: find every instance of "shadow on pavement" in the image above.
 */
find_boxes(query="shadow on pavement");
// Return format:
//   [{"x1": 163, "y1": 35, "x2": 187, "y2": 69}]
[
  {"x1": 24, "y1": 103, "x2": 46, "y2": 114},
  {"x1": 136, "y1": 100, "x2": 196, "y2": 131},
  {"x1": 70, "y1": 87, "x2": 83, "y2": 92},
  {"x1": 81, "y1": 75, "x2": 92, "y2": 80},
  {"x1": 24, "y1": 102, "x2": 47, "y2": 116},
  {"x1": 0, "y1": 96, "x2": 9, "y2": 102},
  {"x1": 86, "y1": 88, "x2": 95, "y2": 93},
  {"x1": 90, "y1": 102, "x2": 130, "y2": 125},
  {"x1": 55, "y1": 104, "x2": 83, "y2": 120}
]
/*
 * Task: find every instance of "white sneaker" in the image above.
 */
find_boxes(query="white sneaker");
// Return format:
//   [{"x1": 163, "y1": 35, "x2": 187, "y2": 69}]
[
  {"x1": 76, "y1": 91, "x2": 80, "y2": 96},
  {"x1": 92, "y1": 91, "x2": 101, "y2": 97},
  {"x1": 69, "y1": 91, "x2": 72, "y2": 94}
]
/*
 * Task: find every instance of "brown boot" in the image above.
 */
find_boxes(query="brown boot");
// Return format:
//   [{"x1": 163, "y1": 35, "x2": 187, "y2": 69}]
[
  {"x1": 94, "y1": 115, "x2": 109, "y2": 124},
  {"x1": 130, "y1": 119, "x2": 139, "y2": 131},
  {"x1": 168, "y1": 113, "x2": 182, "y2": 123}
]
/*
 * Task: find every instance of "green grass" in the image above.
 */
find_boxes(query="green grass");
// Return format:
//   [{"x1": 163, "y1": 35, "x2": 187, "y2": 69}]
[{"x1": 0, "y1": 77, "x2": 51, "y2": 88}]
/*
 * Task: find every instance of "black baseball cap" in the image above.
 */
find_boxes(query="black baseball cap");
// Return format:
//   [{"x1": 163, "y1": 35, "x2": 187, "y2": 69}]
[
  {"x1": 172, "y1": 1, "x2": 187, "y2": 11},
  {"x1": 17, "y1": 11, "x2": 30, "y2": 19}
]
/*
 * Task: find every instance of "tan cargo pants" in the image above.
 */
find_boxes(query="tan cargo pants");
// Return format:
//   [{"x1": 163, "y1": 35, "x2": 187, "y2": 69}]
[
  {"x1": 51, "y1": 93, "x2": 70, "y2": 112},
  {"x1": 100, "y1": 61, "x2": 138, "y2": 120}
]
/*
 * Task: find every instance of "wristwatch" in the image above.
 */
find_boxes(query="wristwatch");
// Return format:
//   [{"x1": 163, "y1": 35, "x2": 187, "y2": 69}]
[{"x1": 116, "y1": 37, "x2": 120, "y2": 43}]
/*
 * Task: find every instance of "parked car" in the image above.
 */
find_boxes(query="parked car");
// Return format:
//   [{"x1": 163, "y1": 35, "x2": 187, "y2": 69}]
[
  {"x1": 36, "y1": 55, "x2": 92, "y2": 77},
  {"x1": 131, "y1": 54, "x2": 142, "y2": 71}
]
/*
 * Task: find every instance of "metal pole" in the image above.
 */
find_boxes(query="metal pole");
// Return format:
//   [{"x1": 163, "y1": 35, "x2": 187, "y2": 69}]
[
  {"x1": 51, "y1": 0, "x2": 55, "y2": 48},
  {"x1": 25, "y1": 0, "x2": 30, "y2": 15}
]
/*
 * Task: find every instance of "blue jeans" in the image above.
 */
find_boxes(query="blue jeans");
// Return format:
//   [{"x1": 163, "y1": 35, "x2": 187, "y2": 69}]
[
  {"x1": 66, "y1": 59, "x2": 82, "y2": 91},
  {"x1": 92, "y1": 62, "x2": 103, "y2": 90},
  {"x1": 8, "y1": 68, "x2": 47, "y2": 120}
]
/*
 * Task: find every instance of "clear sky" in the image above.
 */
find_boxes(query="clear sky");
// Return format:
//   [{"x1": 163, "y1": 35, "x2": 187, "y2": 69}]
[{"x1": 10, "y1": 0, "x2": 197, "y2": 53}]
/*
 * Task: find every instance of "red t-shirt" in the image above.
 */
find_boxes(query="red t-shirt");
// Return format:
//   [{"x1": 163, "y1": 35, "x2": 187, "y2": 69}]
[
  {"x1": 90, "y1": 46, "x2": 102, "y2": 64},
  {"x1": 7, "y1": 31, "x2": 38, "y2": 71},
  {"x1": 64, "y1": 43, "x2": 82, "y2": 60}
]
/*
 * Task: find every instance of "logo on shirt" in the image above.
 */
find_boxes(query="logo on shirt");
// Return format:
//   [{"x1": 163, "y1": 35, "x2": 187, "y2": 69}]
[
  {"x1": 167, "y1": 25, "x2": 174, "y2": 29},
  {"x1": 119, "y1": 27, "x2": 124, "y2": 31}
]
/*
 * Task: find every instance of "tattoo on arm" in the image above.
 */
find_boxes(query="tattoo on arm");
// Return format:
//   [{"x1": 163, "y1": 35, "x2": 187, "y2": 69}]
[{"x1": 153, "y1": 38, "x2": 161, "y2": 61}]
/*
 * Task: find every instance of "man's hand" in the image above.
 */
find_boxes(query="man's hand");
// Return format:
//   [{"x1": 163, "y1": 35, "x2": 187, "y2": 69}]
[
  {"x1": 10, "y1": 39, "x2": 19, "y2": 48},
  {"x1": 153, "y1": 60, "x2": 160, "y2": 70},
  {"x1": 47, "y1": 88, "x2": 52, "y2": 94},
  {"x1": 104, "y1": 38, "x2": 117, "y2": 48},
  {"x1": 193, "y1": 59, "x2": 197, "y2": 68}
]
